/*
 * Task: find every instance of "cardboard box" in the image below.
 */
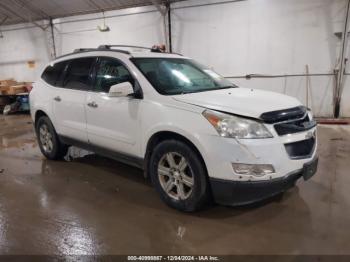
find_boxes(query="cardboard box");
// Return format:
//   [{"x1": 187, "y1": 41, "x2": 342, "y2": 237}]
[
  {"x1": 0, "y1": 86, "x2": 10, "y2": 94},
  {"x1": 6, "y1": 85, "x2": 27, "y2": 95},
  {"x1": 0, "y1": 79, "x2": 17, "y2": 86},
  {"x1": 0, "y1": 79, "x2": 32, "y2": 95}
]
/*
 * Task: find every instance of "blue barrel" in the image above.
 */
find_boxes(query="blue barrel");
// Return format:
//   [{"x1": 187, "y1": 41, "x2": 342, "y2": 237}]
[{"x1": 18, "y1": 94, "x2": 30, "y2": 111}]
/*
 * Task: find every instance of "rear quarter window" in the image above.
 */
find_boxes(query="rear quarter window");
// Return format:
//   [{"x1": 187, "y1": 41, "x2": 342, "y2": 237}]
[
  {"x1": 41, "y1": 61, "x2": 67, "y2": 86},
  {"x1": 62, "y1": 57, "x2": 95, "y2": 91}
]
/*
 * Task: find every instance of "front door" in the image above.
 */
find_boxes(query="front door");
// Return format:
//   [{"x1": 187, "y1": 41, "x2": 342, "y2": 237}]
[{"x1": 86, "y1": 57, "x2": 142, "y2": 156}]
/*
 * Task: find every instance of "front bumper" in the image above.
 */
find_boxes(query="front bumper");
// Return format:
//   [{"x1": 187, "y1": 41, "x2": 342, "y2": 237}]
[
  {"x1": 198, "y1": 125, "x2": 318, "y2": 182},
  {"x1": 210, "y1": 157, "x2": 318, "y2": 206}
]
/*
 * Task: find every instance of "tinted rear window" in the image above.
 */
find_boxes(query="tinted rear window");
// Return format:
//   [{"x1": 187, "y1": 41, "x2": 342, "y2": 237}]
[
  {"x1": 62, "y1": 57, "x2": 95, "y2": 91},
  {"x1": 41, "y1": 61, "x2": 67, "y2": 86}
]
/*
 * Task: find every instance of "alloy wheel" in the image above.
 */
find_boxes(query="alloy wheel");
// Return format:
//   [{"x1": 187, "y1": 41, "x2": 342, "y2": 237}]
[
  {"x1": 39, "y1": 124, "x2": 53, "y2": 153},
  {"x1": 157, "y1": 152, "x2": 194, "y2": 200}
]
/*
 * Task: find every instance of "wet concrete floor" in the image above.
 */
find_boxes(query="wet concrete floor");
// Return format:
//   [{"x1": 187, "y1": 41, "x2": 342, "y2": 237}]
[{"x1": 0, "y1": 114, "x2": 349, "y2": 255}]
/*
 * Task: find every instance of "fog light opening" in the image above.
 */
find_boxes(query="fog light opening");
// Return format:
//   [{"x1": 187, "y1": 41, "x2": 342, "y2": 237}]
[{"x1": 232, "y1": 163, "x2": 275, "y2": 177}]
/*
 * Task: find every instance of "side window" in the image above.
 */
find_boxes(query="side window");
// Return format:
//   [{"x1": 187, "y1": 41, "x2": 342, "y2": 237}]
[
  {"x1": 62, "y1": 57, "x2": 95, "y2": 90},
  {"x1": 94, "y1": 58, "x2": 134, "y2": 93},
  {"x1": 41, "y1": 61, "x2": 67, "y2": 86}
]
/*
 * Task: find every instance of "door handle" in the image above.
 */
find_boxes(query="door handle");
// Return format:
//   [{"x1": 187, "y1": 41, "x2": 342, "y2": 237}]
[
  {"x1": 54, "y1": 96, "x2": 61, "y2": 102},
  {"x1": 87, "y1": 101, "x2": 98, "y2": 108}
]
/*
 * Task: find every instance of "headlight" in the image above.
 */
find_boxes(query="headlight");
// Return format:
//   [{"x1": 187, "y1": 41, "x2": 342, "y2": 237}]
[
  {"x1": 307, "y1": 109, "x2": 313, "y2": 121},
  {"x1": 202, "y1": 109, "x2": 273, "y2": 139}
]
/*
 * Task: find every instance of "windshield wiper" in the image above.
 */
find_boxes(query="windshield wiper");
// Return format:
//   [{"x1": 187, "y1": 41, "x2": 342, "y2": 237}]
[
  {"x1": 222, "y1": 84, "x2": 238, "y2": 89},
  {"x1": 176, "y1": 85, "x2": 238, "y2": 95}
]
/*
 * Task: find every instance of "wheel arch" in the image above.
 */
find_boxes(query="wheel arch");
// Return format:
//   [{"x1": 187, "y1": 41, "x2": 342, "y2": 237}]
[
  {"x1": 143, "y1": 131, "x2": 208, "y2": 179},
  {"x1": 34, "y1": 110, "x2": 49, "y2": 127}
]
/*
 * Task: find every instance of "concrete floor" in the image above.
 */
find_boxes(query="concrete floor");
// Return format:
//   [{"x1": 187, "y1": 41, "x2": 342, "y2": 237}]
[{"x1": 0, "y1": 114, "x2": 349, "y2": 255}]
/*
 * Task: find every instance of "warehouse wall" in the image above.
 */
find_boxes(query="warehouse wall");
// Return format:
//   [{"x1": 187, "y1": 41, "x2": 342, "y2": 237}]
[
  {"x1": 171, "y1": 0, "x2": 348, "y2": 117},
  {"x1": 0, "y1": 23, "x2": 50, "y2": 82},
  {"x1": 0, "y1": 0, "x2": 349, "y2": 117},
  {"x1": 53, "y1": 5, "x2": 164, "y2": 56},
  {"x1": 0, "y1": 5, "x2": 164, "y2": 82}
]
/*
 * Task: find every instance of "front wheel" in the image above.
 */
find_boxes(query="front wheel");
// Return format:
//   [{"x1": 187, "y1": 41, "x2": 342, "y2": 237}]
[
  {"x1": 36, "y1": 116, "x2": 68, "y2": 160},
  {"x1": 149, "y1": 140, "x2": 210, "y2": 212}
]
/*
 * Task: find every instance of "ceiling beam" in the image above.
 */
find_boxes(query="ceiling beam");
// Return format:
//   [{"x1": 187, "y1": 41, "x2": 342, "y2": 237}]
[
  {"x1": 151, "y1": 0, "x2": 167, "y2": 15},
  {"x1": 0, "y1": 1, "x2": 46, "y2": 30},
  {"x1": 0, "y1": 16, "x2": 8, "y2": 25},
  {"x1": 0, "y1": 0, "x2": 183, "y2": 26},
  {"x1": 15, "y1": 0, "x2": 51, "y2": 20},
  {"x1": 86, "y1": 0, "x2": 104, "y2": 12},
  {"x1": 0, "y1": 16, "x2": 7, "y2": 38},
  {"x1": 0, "y1": 9, "x2": 9, "y2": 21}
]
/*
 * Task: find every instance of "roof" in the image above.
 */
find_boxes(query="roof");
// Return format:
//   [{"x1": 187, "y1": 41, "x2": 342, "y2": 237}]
[
  {"x1": 52, "y1": 46, "x2": 185, "y2": 63},
  {"x1": 0, "y1": 0, "x2": 184, "y2": 26}
]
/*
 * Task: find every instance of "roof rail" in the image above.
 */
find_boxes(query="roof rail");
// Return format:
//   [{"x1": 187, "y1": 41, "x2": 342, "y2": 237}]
[
  {"x1": 55, "y1": 45, "x2": 183, "y2": 61},
  {"x1": 74, "y1": 47, "x2": 130, "y2": 55},
  {"x1": 98, "y1": 44, "x2": 183, "y2": 56},
  {"x1": 98, "y1": 45, "x2": 151, "y2": 50},
  {"x1": 73, "y1": 48, "x2": 97, "y2": 53},
  {"x1": 55, "y1": 47, "x2": 131, "y2": 60}
]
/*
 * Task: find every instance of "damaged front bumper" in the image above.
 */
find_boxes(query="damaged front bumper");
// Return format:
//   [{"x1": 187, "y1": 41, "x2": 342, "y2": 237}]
[{"x1": 209, "y1": 157, "x2": 318, "y2": 206}]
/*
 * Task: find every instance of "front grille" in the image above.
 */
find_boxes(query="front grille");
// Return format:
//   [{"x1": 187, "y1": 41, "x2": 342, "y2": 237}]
[
  {"x1": 260, "y1": 106, "x2": 317, "y2": 136},
  {"x1": 260, "y1": 106, "x2": 307, "y2": 124},
  {"x1": 274, "y1": 114, "x2": 317, "y2": 136},
  {"x1": 284, "y1": 137, "x2": 316, "y2": 159}
]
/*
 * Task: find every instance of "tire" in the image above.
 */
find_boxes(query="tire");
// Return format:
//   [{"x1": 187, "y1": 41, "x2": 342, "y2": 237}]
[
  {"x1": 149, "y1": 140, "x2": 210, "y2": 212},
  {"x1": 35, "y1": 116, "x2": 68, "y2": 160}
]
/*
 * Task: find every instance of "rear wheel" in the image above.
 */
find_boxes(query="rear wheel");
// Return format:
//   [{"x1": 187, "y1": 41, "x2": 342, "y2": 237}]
[
  {"x1": 36, "y1": 116, "x2": 68, "y2": 160},
  {"x1": 149, "y1": 140, "x2": 210, "y2": 212}
]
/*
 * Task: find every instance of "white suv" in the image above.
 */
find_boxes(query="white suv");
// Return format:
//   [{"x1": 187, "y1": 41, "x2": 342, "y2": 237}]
[{"x1": 30, "y1": 45, "x2": 318, "y2": 212}]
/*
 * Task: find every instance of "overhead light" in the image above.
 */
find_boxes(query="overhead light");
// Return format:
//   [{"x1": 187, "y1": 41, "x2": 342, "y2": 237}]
[
  {"x1": 98, "y1": 24, "x2": 110, "y2": 32},
  {"x1": 98, "y1": 11, "x2": 110, "y2": 32}
]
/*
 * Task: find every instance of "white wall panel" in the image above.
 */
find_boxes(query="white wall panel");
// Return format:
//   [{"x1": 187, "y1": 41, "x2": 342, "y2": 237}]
[
  {"x1": 0, "y1": 6, "x2": 164, "y2": 82},
  {"x1": 171, "y1": 0, "x2": 348, "y2": 117},
  {"x1": 0, "y1": 24, "x2": 50, "y2": 82},
  {"x1": 0, "y1": 0, "x2": 349, "y2": 116},
  {"x1": 230, "y1": 76, "x2": 334, "y2": 117},
  {"x1": 54, "y1": 6, "x2": 165, "y2": 56}
]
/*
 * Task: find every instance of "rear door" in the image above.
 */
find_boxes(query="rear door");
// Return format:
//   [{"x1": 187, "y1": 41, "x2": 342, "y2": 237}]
[
  {"x1": 52, "y1": 57, "x2": 96, "y2": 142},
  {"x1": 39, "y1": 60, "x2": 67, "y2": 124}
]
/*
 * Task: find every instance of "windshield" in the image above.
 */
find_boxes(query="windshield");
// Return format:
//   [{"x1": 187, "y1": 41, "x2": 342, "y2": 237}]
[{"x1": 131, "y1": 58, "x2": 236, "y2": 95}]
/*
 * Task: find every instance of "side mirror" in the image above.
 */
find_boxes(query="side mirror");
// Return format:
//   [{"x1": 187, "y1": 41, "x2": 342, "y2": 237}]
[{"x1": 108, "y1": 82, "x2": 134, "y2": 97}]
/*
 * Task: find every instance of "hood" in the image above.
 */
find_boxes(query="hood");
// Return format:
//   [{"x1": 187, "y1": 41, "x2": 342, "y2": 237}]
[{"x1": 173, "y1": 88, "x2": 302, "y2": 119}]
